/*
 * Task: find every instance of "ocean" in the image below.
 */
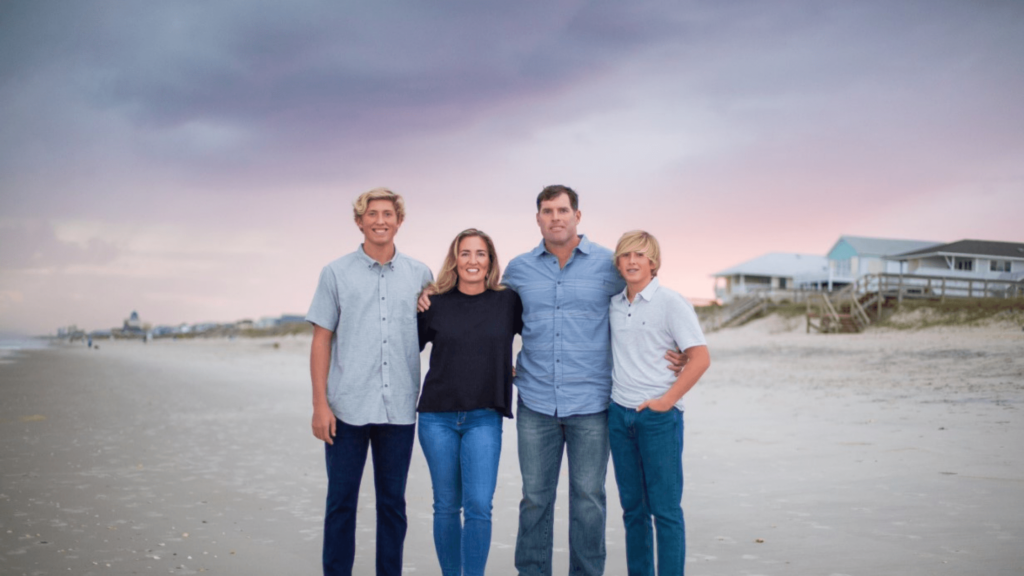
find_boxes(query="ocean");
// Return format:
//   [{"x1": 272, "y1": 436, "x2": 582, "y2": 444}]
[{"x1": 0, "y1": 334, "x2": 51, "y2": 364}]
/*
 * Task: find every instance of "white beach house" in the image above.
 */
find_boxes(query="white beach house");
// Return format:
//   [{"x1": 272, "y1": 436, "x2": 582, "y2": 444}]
[
  {"x1": 888, "y1": 239, "x2": 1024, "y2": 281},
  {"x1": 826, "y1": 235, "x2": 940, "y2": 289},
  {"x1": 713, "y1": 252, "x2": 830, "y2": 304}
]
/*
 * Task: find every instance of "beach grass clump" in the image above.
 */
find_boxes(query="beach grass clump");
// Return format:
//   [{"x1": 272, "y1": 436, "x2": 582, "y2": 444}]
[{"x1": 878, "y1": 298, "x2": 1024, "y2": 329}]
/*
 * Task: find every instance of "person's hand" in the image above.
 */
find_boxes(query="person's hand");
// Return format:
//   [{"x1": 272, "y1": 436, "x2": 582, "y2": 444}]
[
  {"x1": 637, "y1": 396, "x2": 674, "y2": 413},
  {"x1": 665, "y1": 348, "x2": 688, "y2": 376},
  {"x1": 312, "y1": 403, "x2": 336, "y2": 445},
  {"x1": 417, "y1": 286, "x2": 435, "y2": 313}
]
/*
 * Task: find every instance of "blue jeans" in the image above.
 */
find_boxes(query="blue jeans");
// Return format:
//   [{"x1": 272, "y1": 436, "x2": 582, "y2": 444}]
[
  {"x1": 323, "y1": 419, "x2": 415, "y2": 576},
  {"x1": 608, "y1": 402, "x2": 686, "y2": 576},
  {"x1": 418, "y1": 409, "x2": 503, "y2": 576},
  {"x1": 515, "y1": 400, "x2": 609, "y2": 576}
]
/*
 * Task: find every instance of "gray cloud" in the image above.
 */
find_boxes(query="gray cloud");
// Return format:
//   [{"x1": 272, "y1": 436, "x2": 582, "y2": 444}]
[{"x1": 1, "y1": 0, "x2": 1022, "y2": 215}]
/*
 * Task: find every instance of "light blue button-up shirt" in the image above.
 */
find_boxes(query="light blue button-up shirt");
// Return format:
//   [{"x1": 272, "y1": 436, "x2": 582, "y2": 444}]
[
  {"x1": 306, "y1": 245, "x2": 433, "y2": 426},
  {"x1": 502, "y1": 235, "x2": 625, "y2": 417}
]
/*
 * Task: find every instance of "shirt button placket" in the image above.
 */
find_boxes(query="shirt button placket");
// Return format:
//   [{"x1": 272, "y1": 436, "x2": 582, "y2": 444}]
[
  {"x1": 380, "y1": 265, "x2": 390, "y2": 394},
  {"x1": 554, "y1": 270, "x2": 563, "y2": 405}
]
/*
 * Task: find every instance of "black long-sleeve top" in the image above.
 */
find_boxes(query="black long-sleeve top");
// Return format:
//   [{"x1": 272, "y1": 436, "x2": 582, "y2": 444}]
[{"x1": 417, "y1": 288, "x2": 523, "y2": 417}]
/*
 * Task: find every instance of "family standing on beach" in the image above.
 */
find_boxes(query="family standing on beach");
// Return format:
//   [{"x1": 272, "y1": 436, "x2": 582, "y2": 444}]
[{"x1": 306, "y1": 185, "x2": 711, "y2": 576}]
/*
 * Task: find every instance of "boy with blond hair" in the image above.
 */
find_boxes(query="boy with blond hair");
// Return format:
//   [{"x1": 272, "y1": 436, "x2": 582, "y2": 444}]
[{"x1": 608, "y1": 230, "x2": 711, "y2": 576}]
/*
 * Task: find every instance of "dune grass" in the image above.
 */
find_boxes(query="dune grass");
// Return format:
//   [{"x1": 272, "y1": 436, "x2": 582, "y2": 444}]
[{"x1": 875, "y1": 298, "x2": 1024, "y2": 329}]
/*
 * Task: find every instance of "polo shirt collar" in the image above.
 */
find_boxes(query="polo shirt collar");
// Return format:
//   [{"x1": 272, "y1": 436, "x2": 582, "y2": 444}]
[
  {"x1": 357, "y1": 243, "x2": 400, "y2": 270},
  {"x1": 533, "y1": 234, "x2": 592, "y2": 257},
  {"x1": 617, "y1": 276, "x2": 661, "y2": 303}
]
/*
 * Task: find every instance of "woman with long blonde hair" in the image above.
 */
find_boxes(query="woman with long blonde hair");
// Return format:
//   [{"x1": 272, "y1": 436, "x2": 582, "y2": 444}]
[{"x1": 416, "y1": 228, "x2": 522, "y2": 576}]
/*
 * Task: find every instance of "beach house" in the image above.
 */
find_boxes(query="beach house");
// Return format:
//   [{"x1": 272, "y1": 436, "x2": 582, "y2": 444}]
[
  {"x1": 889, "y1": 239, "x2": 1024, "y2": 279},
  {"x1": 712, "y1": 252, "x2": 830, "y2": 304},
  {"x1": 879, "y1": 239, "x2": 1024, "y2": 298},
  {"x1": 826, "y1": 235, "x2": 940, "y2": 289}
]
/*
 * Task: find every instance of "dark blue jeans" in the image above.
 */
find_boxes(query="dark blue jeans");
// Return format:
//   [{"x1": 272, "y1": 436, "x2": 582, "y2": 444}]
[
  {"x1": 323, "y1": 419, "x2": 415, "y2": 576},
  {"x1": 608, "y1": 402, "x2": 686, "y2": 576},
  {"x1": 515, "y1": 400, "x2": 609, "y2": 576}
]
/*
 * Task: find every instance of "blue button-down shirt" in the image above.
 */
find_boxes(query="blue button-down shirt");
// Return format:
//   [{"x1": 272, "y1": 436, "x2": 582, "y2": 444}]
[
  {"x1": 502, "y1": 235, "x2": 625, "y2": 417},
  {"x1": 306, "y1": 245, "x2": 433, "y2": 426}
]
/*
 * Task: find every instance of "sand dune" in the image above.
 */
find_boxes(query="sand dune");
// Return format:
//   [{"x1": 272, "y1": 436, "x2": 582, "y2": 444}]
[{"x1": 1, "y1": 318, "x2": 1022, "y2": 575}]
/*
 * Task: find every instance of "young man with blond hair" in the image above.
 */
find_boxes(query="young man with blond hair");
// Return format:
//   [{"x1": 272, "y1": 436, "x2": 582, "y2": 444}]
[
  {"x1": 608, "y1": 230, "x2": 710, "y2": 576},
  {"x1": 306, "y1": 187, "x2": 433, "y2": 576}
]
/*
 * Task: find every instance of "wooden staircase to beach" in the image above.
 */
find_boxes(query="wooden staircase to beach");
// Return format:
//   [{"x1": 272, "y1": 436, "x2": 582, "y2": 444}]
[
  {"x1": 702, "y1": 294, "x2": 771, "y2": 333},
  {"x1": 806, "y1": 273, "x2": 897, "y2": 334}
]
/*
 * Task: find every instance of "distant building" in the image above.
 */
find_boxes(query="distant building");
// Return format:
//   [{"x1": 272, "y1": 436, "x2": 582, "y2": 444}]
[
  {"x1": 712, "y1": 253, "x2": 830, "y2": 303},
  {"x1": 254, "y1": 316, "x2": 280, "y2": 330},
  {"x1": 826, "y1": 236, "x2": 940, "y2": 288},
  {"x1": 889, "y1": 239, "x2": 1024, "y2": 282},
  {"x1": 122, "y1": 311, "x2": 144, "y2": 335}
]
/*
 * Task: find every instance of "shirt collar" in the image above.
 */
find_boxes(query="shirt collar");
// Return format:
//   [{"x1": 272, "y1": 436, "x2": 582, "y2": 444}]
[
  {"x1": 357, "y1": 244, "x2": 400, "y2": 270},
  {"x1": 532, "y1": 234, "x2": 592, "y2": 257},
  {"x1": 617, "y1": 276, "x2": 661, "y2": 303}
]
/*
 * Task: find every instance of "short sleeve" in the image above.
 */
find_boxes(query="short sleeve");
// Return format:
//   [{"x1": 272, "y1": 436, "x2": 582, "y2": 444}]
[
  {"x1": 667, "y1": 295, "x2": 706, "y2": 352},
  {"x1": 306, "y1": 266, "x2": 340, "y2": 332}
]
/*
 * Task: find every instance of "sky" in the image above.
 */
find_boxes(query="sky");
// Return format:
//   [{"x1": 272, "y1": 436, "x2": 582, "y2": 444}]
[{"x1": 1, "y1": 0, "x2": 1023, "y2": 335}]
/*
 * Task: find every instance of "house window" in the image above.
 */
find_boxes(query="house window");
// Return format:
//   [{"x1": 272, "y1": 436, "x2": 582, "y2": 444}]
[
  {"x1": 954, "y1": 257, "x2": 973, "y2": 271},
  {"x1": 834, "y1": 258, "x2": 851, "y2": 277},
  {"x1": 990, "y1": 260, "x2": 1012, "y2": 272}
]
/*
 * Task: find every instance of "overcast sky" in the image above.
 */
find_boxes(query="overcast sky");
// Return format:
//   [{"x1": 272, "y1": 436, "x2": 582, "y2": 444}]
[{"x1": 1, "y1": 0, "x2": 1022, "y2": 335}]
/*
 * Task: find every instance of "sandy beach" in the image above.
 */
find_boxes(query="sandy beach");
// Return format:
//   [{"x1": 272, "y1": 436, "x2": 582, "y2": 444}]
[{"x1": 2, "y1": 317, "x2": 1023, "y2": 575}]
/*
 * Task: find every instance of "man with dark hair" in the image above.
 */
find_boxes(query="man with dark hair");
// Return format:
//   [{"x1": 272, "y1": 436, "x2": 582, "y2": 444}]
[{"x1": 535, "y1": 184, "x2": 579, "y2": 211}]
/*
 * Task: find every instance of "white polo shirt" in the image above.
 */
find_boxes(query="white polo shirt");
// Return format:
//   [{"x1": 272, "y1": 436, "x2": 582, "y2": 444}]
[{"x1": 609, "y1": 277, "x2": 706, "y2": 411}]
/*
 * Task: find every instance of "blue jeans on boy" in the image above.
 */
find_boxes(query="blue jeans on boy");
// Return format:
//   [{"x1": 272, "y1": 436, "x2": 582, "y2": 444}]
[
  {"x1": 515, "y1": 400, "x2": 609, "y2": 576},
  {"x1": 323, "y1": 419, "x2": 415, "y2": 576},
  {"x1": 608, "y1": 401, "x2": 686, "y2": 576},
  {"x1": 417, "y1": 409, "x2": 503, "y2": 576}
]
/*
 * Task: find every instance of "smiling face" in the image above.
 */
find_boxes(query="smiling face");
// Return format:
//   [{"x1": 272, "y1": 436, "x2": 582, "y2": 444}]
[
  {"x1": 356, "y1": 199, "x2": 402, "y2": 249},
  {"x1": 456, "y1": 235, "x2": 490, "y2": 293},
  {"x1": 536, "y1": 193, "x2": 581, "y2": 248},
  {"x1": 616, "y1": 250, "x2": 655, "y2": 290}
]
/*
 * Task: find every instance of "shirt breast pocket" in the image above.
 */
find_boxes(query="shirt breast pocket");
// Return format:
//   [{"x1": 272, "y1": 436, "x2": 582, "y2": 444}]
[{"x1": 571, "y1": 278, "x2": 615, "y2": 315}]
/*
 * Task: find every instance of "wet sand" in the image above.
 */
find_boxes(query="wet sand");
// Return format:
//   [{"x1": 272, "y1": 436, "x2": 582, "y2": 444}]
[{"x1": 2, "y1": 318, "x2": 1023, "y2": 575}]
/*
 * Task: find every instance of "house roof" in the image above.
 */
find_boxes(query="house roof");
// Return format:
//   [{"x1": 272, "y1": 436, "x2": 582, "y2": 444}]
[
  {"x1": 892, "y1": 239, "x2": 1024, "y2": 260},
  {"x1": 829, "y1": 235, "x2": 941, "y2": 258},
  {"x1": 712, "y1": 252, "x2": 829, "y2": 278}
]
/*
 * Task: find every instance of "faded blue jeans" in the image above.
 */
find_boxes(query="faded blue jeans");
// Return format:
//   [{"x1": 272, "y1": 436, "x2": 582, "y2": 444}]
[
  {"x1": 608, "y1": 401, "x2": 686, "y2": 576},
  {"x1": 418, "y1": 409, "x2": 503, "y2": 576},
  {"x1": 515, "y1": 399, "x2": 609, "y2": 576}
]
